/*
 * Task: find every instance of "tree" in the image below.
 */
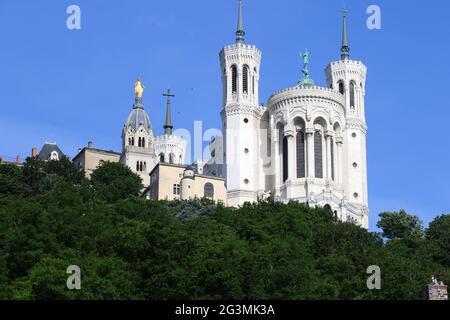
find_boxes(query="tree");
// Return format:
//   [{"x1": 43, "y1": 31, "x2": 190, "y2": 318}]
[
  {"x1": 377, "y1": 210, "x2": 424, "y2": 240},
  {"x1": 90, "y1": 162, "x2": 142, "y2": 203},
  {"x1": 426, "y1": 214, "x2": 450, "y2": 266},
  {"x1": 21, "y1": 156, "x2": 85, "y2": 195},
  {"x1": 0, "y1": 164, "x2": 29, "y2": 197}
]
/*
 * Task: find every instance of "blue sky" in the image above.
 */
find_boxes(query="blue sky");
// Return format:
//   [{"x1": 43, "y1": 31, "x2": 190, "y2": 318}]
[{"x1": 0, "y1": 0, "x2": 449, "y2": 231}]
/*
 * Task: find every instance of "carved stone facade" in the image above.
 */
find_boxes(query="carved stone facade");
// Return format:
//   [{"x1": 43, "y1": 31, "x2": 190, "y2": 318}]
[{"x1": 214, "y1": 2, "x2": 369, "y2": 228}]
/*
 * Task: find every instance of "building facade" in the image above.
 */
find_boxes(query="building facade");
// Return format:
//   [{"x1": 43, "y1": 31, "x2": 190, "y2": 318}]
[
  {"x1": 215, "y1": 1, "x2": 369, "y2": 228},
  {"x1": 74, "y1": 80, "x2": 187, "y2": 188},
  {"x1": 143, "y1": 163, "x2": 227, "y2": 204},
  {"x1": 73, "y1": 142, "x2": 121, "y2": 179}
]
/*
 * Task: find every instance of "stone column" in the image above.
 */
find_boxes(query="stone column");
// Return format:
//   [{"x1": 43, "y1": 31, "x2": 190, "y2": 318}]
[
  {"x1": 237, "y1": 68, "x2": 242, "y2": 103},
  {"x1": 336, "y1": 137, "x2": 343, "y2": 185},
  {"x1": 306, "y1": 128, "x2": 315, "y2": 178},
  {"x1": 286, "y1": 131, "x2": 295, "y2": 181},
  {"x1": 325, "y1": 131, "x2": 333, "y2": 181},
  {"x1": 273, "y1": 129, "x2": 280, "y2": 187}
]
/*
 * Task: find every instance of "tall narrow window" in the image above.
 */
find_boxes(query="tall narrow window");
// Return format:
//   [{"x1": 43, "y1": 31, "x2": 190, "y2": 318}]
[
  {"x1": 296, "y1": 131, "x2": 306, "y2": 178},
  {"x1": 330, "y1": 137, "x2": 335, "y2": 181},
  {"x1": 159, "y1": 153, "x2": 165, "y2": 163},
  {"x1": 142, "y1": 137, "x2": 146, "y2": 148},
  {"x1": 169, "y1": 154, "x2": 174, "y2": 164},
  {"x1": 350, "y1": 81, "x2": 356, "y2": 107},
  {"x1": 338, "y1": 81, "x2": 344, "y2": 95},
  {"x1": 140, "y1": 162, "x2": 143, "y2": 172},
  {"x1": 138, "y1": 137, "x2": 142, "y2": 147},
  {"x1": 243, "y1": 65, "x2": 249, "y2": 94},
  {"x1": 231, "y1": 65, "x2": 237, "y2": 94},
  {"x1": 136, "y1": 162, "x2": 139, "y2": 171},
  {"x1": 282, "y1": 136, "x2": 288, "y2": 183},
  {"x1": 131, "y1": 137, "x2": 135, "y2": 146},
  {"x1": 204, "y1": 183, "x2": 214, "y2": 199},
  {"x1": 314, "y1": 131, "x2": 323, "y2": 178}
]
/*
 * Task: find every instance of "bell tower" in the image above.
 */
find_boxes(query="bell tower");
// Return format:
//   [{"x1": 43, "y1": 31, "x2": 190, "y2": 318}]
[
  {"x1": 220, "y1": 0, "x2": 263, "y2": 207},
  {"x1": 325, "y1": 10, "x2": 369, "y2": 228}
]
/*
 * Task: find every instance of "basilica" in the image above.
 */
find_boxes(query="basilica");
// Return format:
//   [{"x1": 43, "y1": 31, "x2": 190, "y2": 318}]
[
  {"x1": 22, "y1": 1, "x2": 370, "y2": 229},
  {"x1": 208, "y1": 1, "x2": 369, "y2": 228}
]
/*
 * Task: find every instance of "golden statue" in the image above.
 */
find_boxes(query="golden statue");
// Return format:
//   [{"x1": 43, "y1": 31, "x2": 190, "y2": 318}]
[{"x1": 135, "y1": 78, "x2": 145, "y2": 98}]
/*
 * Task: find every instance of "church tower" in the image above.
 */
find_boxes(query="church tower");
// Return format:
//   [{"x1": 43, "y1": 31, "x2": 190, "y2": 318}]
[
  {"x1": 220, "y1": 0, "x2": 263, "y2": 206},
  {"x1": 121, "y1": 79, "x2": 157, "y2": 187},
  {"x1": 154, "y1": 89, "x2": 187, "y2": 166},
  {"x1": 325, "y1": 10, "x2": 369, "y2": 226}
]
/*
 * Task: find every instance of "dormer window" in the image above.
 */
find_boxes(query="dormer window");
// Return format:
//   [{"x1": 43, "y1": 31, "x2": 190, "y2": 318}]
[{"x1": 50, "y1": 151, "x2": 59, "y2": 161}]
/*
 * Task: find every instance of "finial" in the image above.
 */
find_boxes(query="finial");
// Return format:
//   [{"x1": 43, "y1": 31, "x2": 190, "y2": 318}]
[
  {"x1": 135, "y1": 77, "x2": 145, "y2": 98},
  {"x1": 298, "y1": 49, "x2": 314, "y2": 86},
  {"x1": 163, "y1": 89, "x2": 175, "y2": 135},
  {"x1": 340, "y1": 8, "x2": 350, "y2": 60},
  {"x1": 235, "y1": 0, "x2": 245, "y2": 44}
]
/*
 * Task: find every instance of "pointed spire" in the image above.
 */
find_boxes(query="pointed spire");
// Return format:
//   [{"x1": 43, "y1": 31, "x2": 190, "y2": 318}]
[
  {"x1": 340, "y1": 8, "x2": 350, "y2": 60},
  {"x1": 163, "y1": 89, "x2": 175, "y2": 135},
  {"x1": 235, "y1": 0, "x2": 245, "y2": 44}
]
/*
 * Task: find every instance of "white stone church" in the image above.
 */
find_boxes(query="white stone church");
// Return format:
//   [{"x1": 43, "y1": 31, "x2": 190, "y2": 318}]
[
  {"x1": 208, "y1": 1, "x2": 369, "y2": 228},
  {"x1": 61, "y1": 1, "x2": 370, "y2": 229}
]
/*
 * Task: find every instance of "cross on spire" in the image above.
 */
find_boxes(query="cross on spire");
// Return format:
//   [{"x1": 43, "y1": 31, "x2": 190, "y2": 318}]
[
  {"x1": 236, "y1": 0, "x2": 245, "y2": 44},
  {"x1": 340, "y1": 8, "x2": 350, "y2": 60},
  {"x1": 163, "y1": 89, "x2": 175, "y2": 135}
]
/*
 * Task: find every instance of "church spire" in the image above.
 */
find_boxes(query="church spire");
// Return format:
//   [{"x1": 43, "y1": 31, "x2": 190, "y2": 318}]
[
  {"x1": 340, "y1": 8, "x2": 350, "y2": 60},
  {"x1": 235, "y1": 0, "x2": 245, "y2": 44},
  {"x1": 163, "y1": 89, "x2": 175, "y2": 135}
]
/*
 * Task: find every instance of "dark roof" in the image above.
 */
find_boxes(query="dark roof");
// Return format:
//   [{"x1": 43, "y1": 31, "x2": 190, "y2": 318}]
[{"x1": 38, "y1": 143, "x2": 65, "y2": 161}]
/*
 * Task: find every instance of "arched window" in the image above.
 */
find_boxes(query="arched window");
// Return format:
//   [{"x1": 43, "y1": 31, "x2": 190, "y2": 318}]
[
  {"x1": 330, "y1": 137, "x2": 335, "y2": 181},
  {"x1": 282, "y1": 136, "x2": 288, "y2": 183},
  {"x1": 338, "y1": 81, "x2": 344, "y2": 95},
  {"x1": 231, "y1": 65, "x2": 237, "y2": 94},
  {"x1": 131, "y1": 137, "x2": 135, "y2": 146},
  {"x1": 204, "y1": 183, "x2": 214, "y2": 199},
  {"x1": 159, "y1": 153, "x2": 165, "y2": 163},
  {"x1": 350, "y1": 81, "x2": 356, "y2": 107},
  {"x1": 142, "y1": 137, "x2": 146, "y2": 148},
  {"x1": 136, "y1": 161, "x2": 139, "y2": 171},
  {"x1": 243, "y1": 65, "x2": 249, "y2": 94},
  {"x1": 169, "y1": 154, "x2": 174, "y2": 164},
  {"x1": 314, "y1": 131, "x2": 323, "y2": 178},
  {"x1": 140, "y1": 162, "x2": 143, "y2": 172},
  {"x1": 128, "y1": 137, "x2": 131, "y2": 146},
  {"x1": 296, "y1": 131, "x2": 306, "y2": 178}
]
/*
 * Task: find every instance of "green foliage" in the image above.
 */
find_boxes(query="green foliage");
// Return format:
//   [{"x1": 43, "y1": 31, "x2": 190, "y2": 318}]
[
  {"x1": 0, "y1": 161, "x2": 448, "y2": 300},
  {"x1": 90, "y1": 162, "x2": 142, "y2": 203},
  {"x1": 0, "y1": 164, "x2": 30, "y2": 197},
  {"x1": 377, "y1": 210, "x2": 424, "y2": 240},
  {"x1": 426, "y1": 214, "x2": 450, "y2": 267},
  {"x1": 21, "y1": 156, "x2": 85, "y2": 195}
]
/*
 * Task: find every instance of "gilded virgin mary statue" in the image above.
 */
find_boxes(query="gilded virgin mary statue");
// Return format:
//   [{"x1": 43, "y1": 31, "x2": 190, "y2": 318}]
[{"x1": 135, "y1": 78, "x2": 145, "y2": 98}]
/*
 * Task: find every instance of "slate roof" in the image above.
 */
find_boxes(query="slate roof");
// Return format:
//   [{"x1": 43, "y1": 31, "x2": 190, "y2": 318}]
[{"x1": 38, "y1": 143, "x2": 65, "y2": 161}]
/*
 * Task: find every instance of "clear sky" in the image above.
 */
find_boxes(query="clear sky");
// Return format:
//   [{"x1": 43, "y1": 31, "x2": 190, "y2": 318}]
[{"x1": 0, "y1": 0, "x2": 449, "y2": 231}]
